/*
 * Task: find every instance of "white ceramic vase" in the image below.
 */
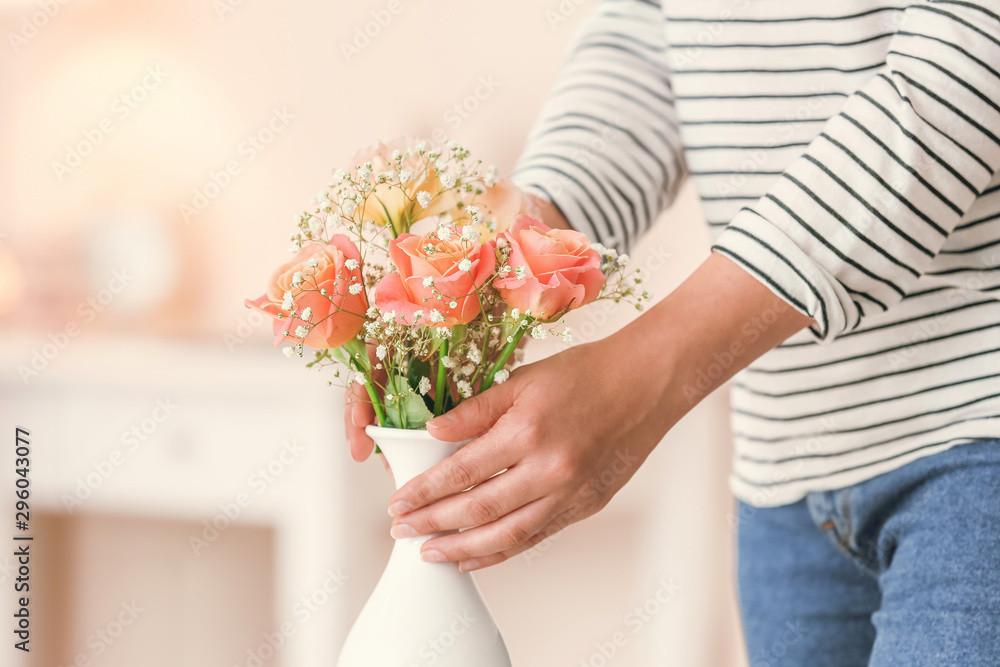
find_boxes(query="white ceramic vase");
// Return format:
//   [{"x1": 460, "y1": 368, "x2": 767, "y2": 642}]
[{"x1": 336, "y1": 425, "x2": 513, "y2": 667}]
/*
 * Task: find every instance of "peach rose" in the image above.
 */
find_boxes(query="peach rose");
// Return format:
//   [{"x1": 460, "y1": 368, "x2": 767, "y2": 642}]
[
  {"x1": 494, "y1": 215, "x2": 605, "y2": 321},
  {"x1": 374, "y1": 227, "x2": 495, "y2": 327},
  {"x1": 245, "y1": 236, "x2": 368, "y2": 349}
]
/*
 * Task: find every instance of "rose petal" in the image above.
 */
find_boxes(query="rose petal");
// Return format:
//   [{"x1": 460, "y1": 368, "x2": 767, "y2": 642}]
[{"x1": 375, "y1": 273, "x2": 431, "y2": 326}]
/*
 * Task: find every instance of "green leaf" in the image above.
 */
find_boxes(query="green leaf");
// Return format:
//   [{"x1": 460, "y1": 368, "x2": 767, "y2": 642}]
[
  {"x1": 407, "y1": 357, "x2": 431, "y2": 391},
  {"x1": 406, "y1": 357, "x2": 436, "y2": 412},
  {"x1": 339, "y1": 338, "x2": 370, "y2": 373},
  {"x1": 305, "y1": 349, "x2": 330, "y2": 369},
  {"x1": 383, "y1": 374, "x2": 434, "y2": 430},
  {"x1": 449, "y1": 324, "x2": 468, "y2": 348}
]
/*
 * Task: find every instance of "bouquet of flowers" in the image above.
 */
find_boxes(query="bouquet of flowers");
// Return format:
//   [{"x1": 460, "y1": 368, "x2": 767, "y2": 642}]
[{"x1": 246, "y1": 139, "x2": 646, "y2": 429}]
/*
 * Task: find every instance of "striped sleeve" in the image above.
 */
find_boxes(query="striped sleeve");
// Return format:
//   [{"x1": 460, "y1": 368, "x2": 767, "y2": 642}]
[
  {"x1": 712, "y1": 0, "x2": 1000, "y2": 343},
  {"x1": 511, "y1": 0, "x2": 685, "y2": 254}
]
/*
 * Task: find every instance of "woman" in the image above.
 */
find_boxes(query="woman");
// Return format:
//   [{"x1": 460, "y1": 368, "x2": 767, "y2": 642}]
[{"x1": 347, "y1": 1, "x2": 1000, "y2": 664}]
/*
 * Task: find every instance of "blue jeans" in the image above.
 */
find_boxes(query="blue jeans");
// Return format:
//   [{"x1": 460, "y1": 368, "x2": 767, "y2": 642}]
[{"x1": 737, "y1": 439, "x2": 1000, "y2": 666}]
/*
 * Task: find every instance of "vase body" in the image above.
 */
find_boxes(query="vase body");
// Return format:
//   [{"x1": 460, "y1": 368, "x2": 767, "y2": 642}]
[{"x1": 336, "y1": 426, "x2": 512, "y2": 667}]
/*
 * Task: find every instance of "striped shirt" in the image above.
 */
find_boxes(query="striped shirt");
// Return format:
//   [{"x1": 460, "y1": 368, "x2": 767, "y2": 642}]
[{"x1": 512, "y1": 0, "x2": 1000, "y2": 506}]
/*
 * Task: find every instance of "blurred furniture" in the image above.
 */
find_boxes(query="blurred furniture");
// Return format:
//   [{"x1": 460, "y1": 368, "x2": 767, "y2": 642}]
[{"x1": 1, "y1": 338, "x2": 349, "y2": 667}]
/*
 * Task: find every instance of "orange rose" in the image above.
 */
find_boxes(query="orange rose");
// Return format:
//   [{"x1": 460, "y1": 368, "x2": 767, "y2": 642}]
[
  {"x1": 494, "y1": 215, "x2": 605, "y2": 321},
  {"x1": 245, "y1": 235, "x2": 367, "y2": 349},
  {"x1": 374, "y1": 226, "x2": 494, "y2": 327}
]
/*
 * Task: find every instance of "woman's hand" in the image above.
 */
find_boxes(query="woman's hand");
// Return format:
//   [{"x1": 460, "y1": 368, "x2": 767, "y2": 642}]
[
  {"x1": 388, "y1": 333, "x2": 677, "y2": 571},
  {"x1": 385, "y1": 252, "x2": 813, "y2": 571},
  {"x1": 345, "y1": 381, "x2": 379, "y2": 462}
]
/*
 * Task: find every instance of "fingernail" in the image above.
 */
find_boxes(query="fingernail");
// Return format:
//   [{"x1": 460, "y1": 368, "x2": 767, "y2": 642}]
[
  {"x1": 348, "y1": 440, "x2": 365, "y2": 462},
  {"x1": 421, "y1": 549, "x2": 446, "y2": 563},
  {"x1": 351, "y1": 404, "x2": 364, "y2": 428},
  {"x1": 459, "y1": 559, "x2": 480, "y2": 572},
  {"x1": 390, "y1": 523, "x2": 418, "y2": 539},
  {"x1": 388, "y1": 501, "x2": 411, "y2": 517},
  {"x1": 428, "y1": 413, "x2": 456, "y2": 428}
]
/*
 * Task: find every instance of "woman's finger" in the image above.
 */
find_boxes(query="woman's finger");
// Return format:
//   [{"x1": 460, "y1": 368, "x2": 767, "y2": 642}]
[
  {"x1": 457, "y1": 506, "x2": 580, "y2": 571},
  {"x1": 417, "y1": 495, "x2": 561, "y2": 563},
  {"x1": 425, "y1": 376, "x2": 515, "y2": 442},
  {"x1": 388, "y1": 417, "x2": 525, "y2": 516},
  {"x1": 390, "y1": 465, "x2": 540, "y2": 536},
  {"x1": 344, "y1": 383, "x2": 376, "y2": 461}
]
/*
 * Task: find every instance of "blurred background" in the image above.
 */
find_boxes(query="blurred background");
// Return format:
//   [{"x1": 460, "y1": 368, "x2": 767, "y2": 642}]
[{"x1": 0, "y1": 0, "x2": 746, "y2": 664}]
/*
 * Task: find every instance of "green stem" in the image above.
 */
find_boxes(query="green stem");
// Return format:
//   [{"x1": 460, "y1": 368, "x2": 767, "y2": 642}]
[
  {"x1": 363, "y1": 377, "x2": 388, "y2": 427},
  {"x1": 341, "y1": 338, "x2": 387, "y2": 426},
  {"x1": 376, "y1": 196, "x2": 401, "y2": 238},
  {"x1": 481, "y1": 322, "x2": 530, "y2": 392},
  {"x1": 434, "y1": 339, "x2": 450, "y2": 416}
]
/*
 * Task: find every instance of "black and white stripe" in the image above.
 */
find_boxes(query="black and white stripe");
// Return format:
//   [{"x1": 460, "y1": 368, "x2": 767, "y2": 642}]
[{"x1": 513, "y1": 0, "x2": 1000, "y2": 507}]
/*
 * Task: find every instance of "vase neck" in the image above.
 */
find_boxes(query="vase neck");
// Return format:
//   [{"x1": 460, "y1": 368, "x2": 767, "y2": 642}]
[{"x1": 366, "y1": 427, "x2": 472, "y2": 490}]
